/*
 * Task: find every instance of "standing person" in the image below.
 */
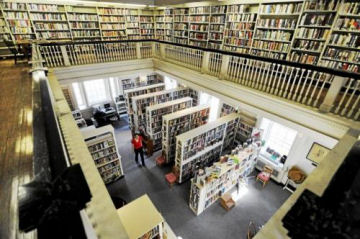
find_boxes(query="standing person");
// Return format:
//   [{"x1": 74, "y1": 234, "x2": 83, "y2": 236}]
[{"x1": 131, "y1": 133, "x2": 145, "y2": 167}]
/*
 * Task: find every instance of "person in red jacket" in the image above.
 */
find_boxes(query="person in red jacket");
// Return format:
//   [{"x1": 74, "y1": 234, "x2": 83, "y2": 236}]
[{"x1": 131, "y1": 133, "x2": 145, "y2": 167}]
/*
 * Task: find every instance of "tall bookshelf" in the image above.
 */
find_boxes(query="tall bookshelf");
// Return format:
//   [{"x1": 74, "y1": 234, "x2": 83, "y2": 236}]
[
  {"x1": 126, "y1": 9, "x2": 140, "y2": 40},
  {"x1": 189, "y1": 6, "x2": 210, "y2": 48},
  {"x1": 235, "y1": 113, "x2": 257, "y2": 145},
  {"x1": 66, "y1": 5, "x2": 101, "y2": 41},
  {"x1": 208, "y1": 5, "x2": 226, "y2": 50},
  {"x1": 253, "y1": 1, "x2": 303, "y2": 60},
  {"x1": 121, "y1": 73, "x2": 164, "y2": 93},
  {"x1": 162, "y1": 105, "x2": 210, "y2": 164},
  {"x1": 175, "y1": 113, "x2": 240, "y2": 183},
  {"x1": 81, "y1": 125, "x2": 124, "y2": 184},
  {"x1": 28, "y1": 3, "x2": 71, "y2": 41},
  {"x1": 173, "y1": 8, "x2": 189, "y2": 45},
  {"x1": 154, "y1": 9, "x2": 165, "y2": 40},
  {"x1": 146, "y1": 97, "x2": 193, "y2": 151},
  {"x1": 223, "y1": 4, "x2": 257, "y2": 53},
  {"x1": 2, "y1": 2, "x2": 35, "y2": 42},
  {"x1": 164, "y1": 8, "x2": 173, "y2": 42},
  {"x1": 320, "y1": 0, "x2": 360, "y2": 73},
  {"x1": 131, "y1": 87, "x2": 194, "y2": 132},
  {"x1": 124, "y1": 83, "x2": 166, "y2": 130},
  {"x1": 98, "y1": 7, "x2": 126, "y2": 41},
  {"x1": 220, "y1": 103, "x2": 236, "y2": 117},
  {"x1": 140, "y1": 9, "x2": 154, "y2": 40},
  {"x1": 189, "y1": 145, "x2": 259, "y2": 215},
  {"x1": 0, "y1": 6, "x2": 14, "y2": 58},
  {"x1": 290, "y1": 0, "x2": 338, "y2": 64}
]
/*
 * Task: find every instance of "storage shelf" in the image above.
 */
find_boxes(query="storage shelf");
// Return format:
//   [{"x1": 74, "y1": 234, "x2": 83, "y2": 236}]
[
  {"x1": 295, "y1": 37, "x2": 326, "y2": 41},
  {"x1": 253, "y1": 38, "x2": 291, "y2": 43},
  {"x1": 291, "y1": 48, "x2": 321, "y2": 54},
  {"x1": 252, "y1": 48, "x2": 287, "y2": 54},
  {"x1": 256, "y1": 26, "x2": 294, "y2": 31},
  {"x1": 321, "y1": 57, "x2": 360, "y2": 65},
  {"x1": 298, "y1": 25, "x2": 332, "y2": 29},
  {"x1": 326, "y1": 44, "x2": 360, "y2": 51}
]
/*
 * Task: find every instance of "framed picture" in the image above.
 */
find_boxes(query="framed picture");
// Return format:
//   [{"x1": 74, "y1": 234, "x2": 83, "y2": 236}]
[{"x1": 306, "y1": 143, "x2": 330, "y2": 165}]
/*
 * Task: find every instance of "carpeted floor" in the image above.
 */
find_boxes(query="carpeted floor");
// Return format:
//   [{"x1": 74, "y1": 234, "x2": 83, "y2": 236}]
[{"x1": 107, "y1": 116, "x2": 290, "y2": 239}]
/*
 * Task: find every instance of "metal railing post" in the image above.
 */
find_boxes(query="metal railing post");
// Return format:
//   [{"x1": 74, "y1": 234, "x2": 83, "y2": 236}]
[
  {"x1": 319, "y1": 76, "x2": 347, "y2": 113},
  {"x1": 220, "y1": 55, "x2": 230, "y2": 80},
  {"x1": 136, "y1": 42, "x2": 141, "y2": 59},
  {"x1": 201, "y1": 51, "x2": 210, "y2": 74},
  {"x1": 60, "y1": 45, "x2": 70, "y2": 66}
]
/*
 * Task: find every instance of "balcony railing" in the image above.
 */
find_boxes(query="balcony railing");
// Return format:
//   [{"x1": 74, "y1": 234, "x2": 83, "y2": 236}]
[{"x1": 33, "y1": 40, "x2": 360, "y2": 121}]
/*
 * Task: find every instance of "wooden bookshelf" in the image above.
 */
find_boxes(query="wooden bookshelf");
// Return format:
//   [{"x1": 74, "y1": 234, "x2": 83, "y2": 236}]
[
  {"x1": 164, "y1": 8, "x2": 173, "y2": 42},
  {"x1": 146, "y1": 97, "x2": 193, "y2": 151},
  {"x1": 254, "y1": 1, "x2": 303, "y2": 60},
  {"x1": 124, "y1": 83, "x2": 166, "y2": 131},
  {"x1": 154, "y1": 9, "x2": 165, "y2": 41},
  {"x1": 175, "y1": 113, "x2": 240, "y2": 183},
  {"x1": 140, "y1": 9, "x2": 154, "y2": 40},
  {"x1": 98, "y1": 7, "x2": 127, "y2": 41},
  {"x1": 208, "y1": 5, "x2": 226, "y2": 50},
  {"x1": 320, "y1": 0, "x2": 360, "y2": 73},
  {"x1": 131, "y1": 87, "x2": 194, "y2": 132},
  {"x1": 290, "y1": 0, "x2": 339, "y2": 64},
  {"x1": 121, "y1": 73, "x2": 164, "y2": 93},
  {"x1": 235, "y1": 113, "x2": 257, "y2": 145},
  {"x1": 189, "y1": 145, "x2": 259, "y2": 215},
  {"x1": 81, "y1": 125, "x2": 124, "y2": 184},
  {"x1": 162, "y1": 105, "x2": 210, "y2": 164},
  {"x1": 189, "y1": 6, "x2": 210, "y2": 48},
  {"x1": 173, "y1": 8, "x2": 189, "y2": 45},
  {"x1": 220, "y1": 102, "x2": 236, "y2": 117}
]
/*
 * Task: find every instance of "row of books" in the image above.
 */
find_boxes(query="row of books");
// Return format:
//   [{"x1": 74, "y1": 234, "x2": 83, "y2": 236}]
[
  {"x1": 190, "y1": 24, "x2": 208, "y2": 31},
  {"x1": 224, "y1": 38, "x2": 251, "y2": 47},
  {"x1": 227, "y1": 13, "x2": 256, "y2": 23},
  {"x1": 252, "y1": 49, "x2": 287, "y2": 60},
  {"x1": 189, "y1": 7, "x2": 210, "y2": 15},
  {"x1": 35, "y1": 23, "x2": 69, "y2": 30},
  {"x1": 328, "y1": 33, "x2": 360, "y2": 48},
  {"x1": 290, "y1": 51, "x2": 318, "y2": 64},
  {"x1": 37, "y1": 31, "x2": 71, "y2": 39},
  {"x1": 67, "y1": 14, "x2": 98, "y2": 21},
  {"x1": 28, "y1": 4, "x2": 59, "y2": 11},
  {"x1": 189, "y1": 32, "x2": 207, "y2": 40},
  {"x1": 98, "y1": 8, "x2": 126, "y2": 15},
  {"x1": 334, "y1": 18, "x2": 360, "y2": 31},
  {"x1": 252, "y1": 40, "x2": 290, "y2": 53},
  {"x1": 227, "y1": 5, "x2": 250, "y2": 13},
  {"x1": 300, "y1": 13, "x2": 335, "y2": 26},
  {"x1": 71, "y1": 22, "x2": 98, "y2": 29},
  {"x1": 296, "y1": 28, "x2": 330, "y2": 40},
  {"x1": 174, "y1": 9, "x2": 188, "y2": 15},
  {"x1": 255, "y1": 30, "x2": 292, "y2": 41},
  {"x1": 210, "y1": 24, "x2": 224, "y2": 32},
  {"x1": 303, "y1": 0, "x2": 338, "y2": 11},
  {"x1": 226, "y1": 22, "x2": 254, "y2": 31},
  {"x1": 340, "y1": 2, "x2": 360, "y2": 14},
  {"x1": 101, "y1": 24, "x2": 126, "y2": 30},
  {"x1": 224, "y1": 31, "x2": 252, "y2": 39},
  {"x1": 2, "y1": 2, "x2": 26, "y2": 10},
  {"x1": 174, "y1": 23, "x2": 188, "y2": 30},
  {"x1": 323, "y1": 48, "x2": 360, "y2": 63},
  {"x1": 209, "y1": 33, "x2": 222, "y2": 41},
  {"x1": 72, "y1": 30, "x2": 100, "y2": 37},
  {"x1": 321, "y1": 60, "x2": 359, "y2": 73},
  {"x1": 103, "y1": 31, "x2": 126, "y2": 37},
  {"x1": 30, "y1": 13, "x2": 66, "y2": 21},
  {"x1": 5, "y1": 12, "x2": 29, "y2": 19},
  {"x1": 260, "y1": 3, "x2": 302, "y2": 14},
  {"x1": 293, "y1": 39, "x2": 324, "y2": 52},
  {"x1": 99, "y1": 16, "x2": 125, "y2": 22},
  {"x1": 174, "y1": 16, "x2": 188, "y2": 22},
  {"x1": 257, "y1": 18, "x2": 297, "y2": 29},
  {"x1": 190, "y1": 16, "x2": 209, "y2": 22},
  {"x1": 210, "y1": 16, "x2": 225, "y2": 24}
]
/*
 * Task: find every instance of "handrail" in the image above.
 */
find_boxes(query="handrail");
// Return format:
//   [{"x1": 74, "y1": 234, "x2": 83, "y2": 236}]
[{"x1": 36, "y1": 39, "x2": 360, "y2": 79}]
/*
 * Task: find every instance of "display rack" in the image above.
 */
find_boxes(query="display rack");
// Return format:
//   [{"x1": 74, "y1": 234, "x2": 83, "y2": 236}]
[
  {"x1": 189, "y1": 144, "x2": 259, "y2": 215},
  {"x1": 131, "y1": 87, "x2": 195, "y2": 132},
  {"x1": 290, "y1": 0, "x2": 338, "y2": 64},
  {"x1": 146, "y1": 97, "x2": 193, "y2": 151},
  {"x1": 124, "y1": 83, "x2": 166, "y2": 130},
  {"x1": 175, "y1": 113, "x2": 240, "y2": 183},
  {"x1": 162, "y1": 105, "x2": 210, "y2": 164},
  {"x1": 320, "y1": 0, "x2": 360, "y2": 73},
  {"x1": 254, "y1": 1, "x2": 303, "y2": 60},
  {"x1": 81, "y1": 125, "x2": 124, "y2": 184}
]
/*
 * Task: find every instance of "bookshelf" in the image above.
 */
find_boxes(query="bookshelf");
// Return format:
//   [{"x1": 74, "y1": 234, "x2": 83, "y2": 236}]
[
  {"x1": 235, "y1": 113, "x2": 257, "y2": 145},
  {"x1": 320, "y1": 0, "x2": 360, "y2": 73},
  {"x1": 189, "y1": 6, "x2": 210, "y2": 48},
  {"x1": 115, "y1": 95, "x2": 127, "y2": 116},
  {"x1": 124, "y1": 83, "x2": 166, "y2": 131},
  {"x1": 162, "y1": 105, "x2": 210, "y2": 164},
  {"x1": 131, "y1": 87, "x2": 194, "y2": 132},
  {"x1": 72, "y1": 110, "x2": 87, "y2": 128},
  {"x1": 146, "y1": 97, "x2": 193, "y2": 151},
  {"x1": 81, "y1": 125, "x2": 124, "y2": 184},
  {"x1": 208, "y1": 5, "x2": 226, "y2": 50},
  {"x1": 116, "y1": 194, "x2": 167, "y2": 239},
  {"x1": 164, "y1": 8, "x2": 173, "y2": 42},
  {"x1": 121, "y1": 74, "x2": 164, "y2": 93},
  {"x1": 290, "y1": 0, "x2": 338, "y2": 64},
  {"x1": 126, "y1": 9, "x2": 140, "y2": 40},
  {"x1": 173, "y1": 8, "x2": 189, "y2": 45},
  {"x1": 140, "y1": 9, "x2": 154, "y2": 40},
  {"x1": 175, "y1": 113, "x2": 240, "y2": 183},
  {"x1": 154, "y1": 9, "x2": 165, "y2": 41},
  {"x1": 189, "y1": 144, "x2": 259, "y2": 215},
  {"x1": 220, "y1": 103, "x2": 236, "y2": 117},
  {"x1": 254, "y1": 1, "x2": 303, "y2": 60},
  {"x1": 98, "y1": 7, "x2": 126, "y2": 41}
]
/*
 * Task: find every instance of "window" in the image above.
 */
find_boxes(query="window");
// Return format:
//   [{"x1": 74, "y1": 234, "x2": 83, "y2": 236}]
[
  {"x1": 199, "y1": 92, "x2": 219, "y2": 122},
  {"x1": 164, "y1": 76, "x2": 178, "y2": 90},
  {"x1": 260, "y1": 118, "x2": 297, "y2": 161},
  {"x1": 109, "y1": 77, "x2": 118, "y2": 99},
  {"x1": 83, "y1": 79, "x2": 108, "y2": 105},
  {"x1": 72, "y1": 82, "x2": 86, "y2": 110}
]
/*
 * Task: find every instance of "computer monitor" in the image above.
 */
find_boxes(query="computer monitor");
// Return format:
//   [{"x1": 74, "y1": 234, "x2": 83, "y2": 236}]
[{"x1": 104, "y1": 103, "x2": 111, "y2": 109}]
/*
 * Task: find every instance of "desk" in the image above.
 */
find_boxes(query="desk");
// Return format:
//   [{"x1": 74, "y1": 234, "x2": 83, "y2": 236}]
[{"x1": 255, "y1": 155, "x2": 286, "y2": 183}]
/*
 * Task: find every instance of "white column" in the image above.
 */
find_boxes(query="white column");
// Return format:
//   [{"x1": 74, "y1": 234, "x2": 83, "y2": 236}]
[
  {"x1": 201, "y1": 51, "x2": 210, "y2": 74},
  {"x1": 319, "y1": 76, "x2": 346, "y2": 113},
  {"x1": 219, "y1": 55, "x2": 230, "y2": 80},
  {"x1": 136, "y1": 42, "x2": 141, "y2": 59}
]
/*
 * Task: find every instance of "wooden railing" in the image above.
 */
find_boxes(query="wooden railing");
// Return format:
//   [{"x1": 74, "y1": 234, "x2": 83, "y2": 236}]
[{"x1": 36, "y1": 40, "x2": 360, "y2": 121}]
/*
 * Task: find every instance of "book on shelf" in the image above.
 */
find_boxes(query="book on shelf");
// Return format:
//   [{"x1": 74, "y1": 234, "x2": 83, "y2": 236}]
[
  {"x1": 339, "y1": 2, "x2": 360, "y2": 15},
  {"x1": 290, "y1": 51, "x2": 319, "y2": 64},
  {"x1": 260, "y1": 2, "x2": 302, "y2": 14},
  {"x1": 81, "y1": 125, "x2": 124, "y2": 184},
  {"x1": 189, "y1": 6, "x2": 210, "y2": 15},
  {"x1": 334, "y1": 17, "x2": 360, "y2": 31},
  {"x1": 2, "y1": 2, "x2": 27, "y2": 10},
  {"x1": 98, "y1": 7, "x2": 126, "y2": 15},
  {"x1": 303, "y1": 0, "x2": 338, "y2": 11},
  {"x1": 30, "y1": 13, "x2": 67, "y2": 21},
  {"x1": 323, "y1": 47, "x2": 360, "y2": 63},
  {"x1": 299, "y1": 13, "x2": 335, "y2": 27},
  {"x1": 174, "y1": 8, "x2": 189, "y2": 15},
  {"x1": 28, "y1": 4, "x2": 61, "y2": 12},
  {"x1": 257, "y1": 18, "x2": 297, "y2": 29},
  {"x1": 175, "y1": 113, "x2": 240, "y2": 183},
  {"x1": 162, "y1": 105, "x2": 210, "y2": 164},
  {"x1": 220, "y1": 103, "x2": 236, "y2": 117},
  {"x1": 321, "y1": 59, "x2": 359, "y2": 73},
  {"x1": 189, "y1": 15, "x2": 209, "y2": 23},
  {"x1": 146, "y1": 97, "x2": 193, "y2": 152},
  {"x1": 293, "y1": 39, "x2": 324, "y2": 52},
  {"x1": 296, "y1": 27, "x2": 330, "y2": 40}
]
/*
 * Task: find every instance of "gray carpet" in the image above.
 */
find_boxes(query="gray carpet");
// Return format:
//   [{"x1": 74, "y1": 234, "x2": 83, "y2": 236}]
[{"x1": 107, "y1": 116, "x2": 290, "y2": 239}]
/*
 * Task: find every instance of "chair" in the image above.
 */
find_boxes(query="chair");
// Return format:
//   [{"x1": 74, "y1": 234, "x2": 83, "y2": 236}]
[
  {"x1": 156, "y1": 155, "x2": 165, "y2": 166},
  {"x1": 256, "y1": 165, "x2": 273, "y2": 187},
  {"x1": 165, "y1": 167, "x2": 179, "y2": 187}
]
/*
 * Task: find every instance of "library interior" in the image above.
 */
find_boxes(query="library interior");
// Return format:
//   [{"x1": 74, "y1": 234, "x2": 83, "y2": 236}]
[{"x1": 0, "y1": 0, "x2": 359, "y2": 239}]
